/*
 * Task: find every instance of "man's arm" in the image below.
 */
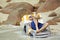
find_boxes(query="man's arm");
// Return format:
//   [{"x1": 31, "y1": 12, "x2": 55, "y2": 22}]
[
  {"x1": 37, "y1": 23, "x2": 49, "y2": 33},
  {"x1": 26, "y1": 23, "x2": 33, "y2": 34}
]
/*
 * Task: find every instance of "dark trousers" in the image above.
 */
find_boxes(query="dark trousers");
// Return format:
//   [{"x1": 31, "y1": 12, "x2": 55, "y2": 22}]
[{"x1": 24, "y1": 25, "x2": 26, "y2": 33}]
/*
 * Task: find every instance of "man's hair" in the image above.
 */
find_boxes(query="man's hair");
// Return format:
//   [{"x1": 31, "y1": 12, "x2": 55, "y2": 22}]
[{"x1": 29, "y1": 16, "x2": 33, "y2": 18}]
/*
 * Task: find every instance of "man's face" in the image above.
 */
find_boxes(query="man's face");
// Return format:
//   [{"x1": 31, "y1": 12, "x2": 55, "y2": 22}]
[{"x1": 29, "y1": 16, "x2": 33, "y2": 21}]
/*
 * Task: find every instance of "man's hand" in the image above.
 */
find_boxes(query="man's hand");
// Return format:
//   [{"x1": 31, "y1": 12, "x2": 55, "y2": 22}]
[{"x1": 36, "y1": 29, "x2": 41, "y2": 33}]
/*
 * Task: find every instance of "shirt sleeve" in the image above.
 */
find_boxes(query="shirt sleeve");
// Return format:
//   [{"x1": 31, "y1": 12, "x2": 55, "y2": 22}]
[{"x1": 38, "y1": 18, "x2": 46, "y2": 24}]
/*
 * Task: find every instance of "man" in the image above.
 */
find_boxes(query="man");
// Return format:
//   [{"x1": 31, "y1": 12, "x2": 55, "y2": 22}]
[
  {"x1": 24, "y1": 15, "x2": 33, "y2": 33},
  {"x1": 27, "y1": 13, "x2": 48, "y2": 35}
]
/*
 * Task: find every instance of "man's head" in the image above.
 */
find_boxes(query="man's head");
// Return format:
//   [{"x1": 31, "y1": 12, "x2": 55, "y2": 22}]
[{"x1": 29, "y1": 16, "x2": 33, "y2": 21}]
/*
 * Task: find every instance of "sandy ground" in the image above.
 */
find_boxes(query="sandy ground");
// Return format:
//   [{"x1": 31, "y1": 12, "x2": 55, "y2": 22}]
[
  {"x1": 0, "y1": 0, "x2": 60, "y2": 40},
  {"x1": 0, "y1": 23, "x2": 60, "y2": 40}
]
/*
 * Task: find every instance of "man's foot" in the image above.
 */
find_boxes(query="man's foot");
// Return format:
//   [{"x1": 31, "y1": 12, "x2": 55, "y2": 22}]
[{"x1": 28, "y1": 33, "x2": 33, "y2": 36}]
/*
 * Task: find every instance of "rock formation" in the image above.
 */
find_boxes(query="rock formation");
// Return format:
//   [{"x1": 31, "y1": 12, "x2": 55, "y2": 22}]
[
  {"x1": 6, "y1": 0, "x2": 11, "y2": 2},
  {"x1": 48, "y1": 12, "x2": 57, "y2": 17},
  {"x1": 0, "y1": 2, "x2": 33, "y2": 25},
  {"x1": 37, "y1": 0, "x2": 60, "y2": 13},
  {"x1": 0, "y1": 2, "x2": 34, "y2": 14}
]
